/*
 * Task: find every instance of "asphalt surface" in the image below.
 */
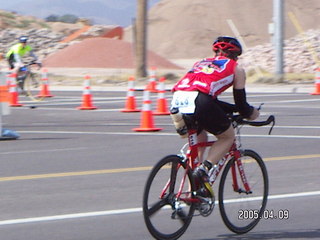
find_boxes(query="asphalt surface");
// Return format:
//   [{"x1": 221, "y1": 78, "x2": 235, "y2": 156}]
[{"x1": 0, "y1": 85, "x2": 319, "y2": 240}]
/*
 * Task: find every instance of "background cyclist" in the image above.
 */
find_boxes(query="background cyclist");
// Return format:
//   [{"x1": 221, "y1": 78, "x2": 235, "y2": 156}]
[
  {"x1": 6, "y1": 36, "x2": 41, "y2": 92},
  {"x1": 171, "y1": 36, "x2": 259, "y2": 190},
  {"x1": 6, "y1": 36, "x2": 40, "y2": 72}
]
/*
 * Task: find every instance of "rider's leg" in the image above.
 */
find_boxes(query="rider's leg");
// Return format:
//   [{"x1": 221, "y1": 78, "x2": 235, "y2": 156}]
[
  {"x1": 194, "y1": 92, "x2": 234, "y2": 170},
  {"x1": 197, "y1": 130, "x2": 208, "y2": 163},
  {"x1": 13, "y1": 62, "x2": 24, "y2": 89},
  {"x1": 206, "y1": 125, "x2": 235, "y2": 165}
]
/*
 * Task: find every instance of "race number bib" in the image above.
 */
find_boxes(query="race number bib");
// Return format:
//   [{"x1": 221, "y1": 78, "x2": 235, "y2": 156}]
[{"x1": 171, "y1": 91, "x2": 199, "y2": 114}]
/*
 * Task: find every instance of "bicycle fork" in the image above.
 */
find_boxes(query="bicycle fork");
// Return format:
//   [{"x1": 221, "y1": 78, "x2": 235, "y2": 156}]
[
  {"x1": 231, "y1": 151, "x2": 252, "y2": 194},
  {"x1": 207, "y1": 150, "x2": 252, "y2": 195}
]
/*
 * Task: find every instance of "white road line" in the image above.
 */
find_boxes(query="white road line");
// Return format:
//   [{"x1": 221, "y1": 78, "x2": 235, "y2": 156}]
[
  {"x1": 23, "y1": 108, "x2": 122, "y2": 111},
  {"x1": 241, "y1": 134, "x2": 320, "y2": 139},
  {"x1": 20, "y1": 101, "x2": 126, "y2": 107},
  {"x1": 274, "y1": 125, "x2": 320, "y2": 129},
  {"x1": 268, "y1": 98, "x2": 320, "y2": 103},
  {"x1": 17, "y1": 130, "x2": 320, "y2": 139},
  {"x1": 263, "y1": 105, "x2": 320, "y2": 109},
  {"x1": 0, "y1": 190, "x2": 318, "y2": 226},
  {"x1": 0, "y1": 147, "x2": 88, "y2": 155}
]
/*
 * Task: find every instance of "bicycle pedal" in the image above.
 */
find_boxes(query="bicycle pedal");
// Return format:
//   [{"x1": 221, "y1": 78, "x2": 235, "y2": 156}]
[{"x1": 195, "y1": 188, "x2": 207, "y2": 197}]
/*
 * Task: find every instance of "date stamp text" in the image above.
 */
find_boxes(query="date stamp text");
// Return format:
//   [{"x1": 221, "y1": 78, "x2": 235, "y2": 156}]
[{"x1": 238, "y1": 209, "x2": 289, "y2": 220}]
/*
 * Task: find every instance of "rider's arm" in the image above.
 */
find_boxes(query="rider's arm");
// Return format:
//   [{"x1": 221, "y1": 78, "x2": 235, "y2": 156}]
[
  {"x1": 13, "y1": 53, "x2": 22, "y2": 65},
  {"x1": 29, "y1": 50, "x2": 38, "y2": 61},
  {"x1": 233, "y1": 65, "x2": 259, "y2": 120},
  {"x1": 29, "y1": 50, "x2": 41, "y2": 67}
]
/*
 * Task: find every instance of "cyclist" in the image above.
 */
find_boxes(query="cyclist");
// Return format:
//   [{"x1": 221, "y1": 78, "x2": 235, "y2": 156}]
[
  {"x1": 171, "y1": 36, "x2": 259, "y2": 191},
  {"x1": 6, "y1": 36, "x2": 40, "y2": 92},
  {"x1": 6, "y1": 36, "x2": 39, "y2": 71}
]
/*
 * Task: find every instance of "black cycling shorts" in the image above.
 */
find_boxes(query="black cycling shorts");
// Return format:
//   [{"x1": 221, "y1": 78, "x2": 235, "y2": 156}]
[
  {"x1": 7, "y1": 54, "x2": 15, "y2": 69},
  {"x1": 193, "y1": 92, "x2": 231, "y2": 135}
]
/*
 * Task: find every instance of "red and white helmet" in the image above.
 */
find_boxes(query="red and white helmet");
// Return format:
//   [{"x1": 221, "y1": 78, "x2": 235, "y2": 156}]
[{"x1": 212, "y1": 36, "x2": 242, "y2": 59}]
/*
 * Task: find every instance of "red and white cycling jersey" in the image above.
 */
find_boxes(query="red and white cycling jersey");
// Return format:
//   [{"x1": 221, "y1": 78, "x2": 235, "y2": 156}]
[{"x1": 172, "y1": 56, "x2": 237, "y2": 97}]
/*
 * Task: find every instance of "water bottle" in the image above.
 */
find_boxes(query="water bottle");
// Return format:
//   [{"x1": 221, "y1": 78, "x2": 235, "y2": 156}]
[{"x1": 170, "y1": 108, "x2": 188, "y2": 138}]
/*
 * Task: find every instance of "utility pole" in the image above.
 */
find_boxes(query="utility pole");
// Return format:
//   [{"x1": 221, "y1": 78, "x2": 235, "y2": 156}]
[
  {"x1": 135, "y1": 0, "x2": 148, "y2": 79},
  {"x1": 273, "y1": 0, "x2": 284, "y2": 82}
]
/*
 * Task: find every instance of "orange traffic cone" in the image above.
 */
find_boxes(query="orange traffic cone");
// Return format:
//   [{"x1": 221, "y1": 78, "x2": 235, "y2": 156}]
[
  {"x1": 121, "y1": 76, "x2": 140, "y2": 112},
  {"x1": 77, "y1": 75, "x2": 97, "y2": 110},
  {"x1": 146, "y1": 67, "x2": 158, "y2": 93},
  {"x1": 154, "y1": 77, "x2": 170, "y2": 115},
  {"x1": 7, "y1": 73, "x2": 23, "y2": 107},
  {"x1": 0, "y1": 80, "x2": 9, "y2": 109},
  {"x1": 132, "y1": 88, "x2": 162, "y2": 132},
  {"x1": 37, "y1": 68, "x2": 54, "y2": 98},
  {"x1": 310, "y1": 68, "x2": 320, "y2": 95}
]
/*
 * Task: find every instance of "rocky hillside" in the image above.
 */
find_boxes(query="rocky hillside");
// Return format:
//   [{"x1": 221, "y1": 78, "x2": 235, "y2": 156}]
[
  {"x1": 0, "y1": 10, "x2": 115, "y2": 64},
  {"x1": 0, "y1": 6, "x2": 319, "y2": 76},
  {"x1": 240, "y1": 28, "x2": 320, "y2": 74}
]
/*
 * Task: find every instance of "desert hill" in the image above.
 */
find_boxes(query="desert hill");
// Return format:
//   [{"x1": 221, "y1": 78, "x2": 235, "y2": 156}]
[
  {"x1": 43, "y1": 37, "x2": 182, "y2": 69},
  {"x1": 143, "y1": 0, "x2": 320, "y2": 59},
  {"x1": 0, "y1": 0, "x2": 319, "y2": 77}
]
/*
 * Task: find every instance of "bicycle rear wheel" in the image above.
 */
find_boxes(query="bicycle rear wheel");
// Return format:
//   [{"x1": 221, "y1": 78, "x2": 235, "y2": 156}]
[
  {"x1": 219, "y1": 149, "x2": 268, "y2": 234},
  {"x1": 143, "y1": 155, "x2": 196, "y2": 240},
  {"x1": 25, "y1": 72, "x2": 44, "y2": 101}
]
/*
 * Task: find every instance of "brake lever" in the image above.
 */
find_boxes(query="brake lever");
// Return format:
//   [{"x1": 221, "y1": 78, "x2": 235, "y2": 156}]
[
  {"x1": 256, "y1": 103, "x2": 275, "y2": 135},
  {"x1": 257, "y1": 103, "x2": 264, "y2": 111},
  {"x1": 268, "y1": 115, "x2": 275, "y2": 135}
]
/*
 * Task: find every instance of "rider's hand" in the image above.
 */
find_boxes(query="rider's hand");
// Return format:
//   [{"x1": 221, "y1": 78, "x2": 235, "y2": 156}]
[{"x1": 246, "y1": 108, "x2": 260, "y2": 120}]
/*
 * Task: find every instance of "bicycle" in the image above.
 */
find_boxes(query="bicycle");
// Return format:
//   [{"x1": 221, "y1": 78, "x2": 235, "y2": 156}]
[
  {"x1": 16, "y1": 60, "x2": 44, "y2": 101},
  {"x1": 143, "y1": 106, "x2": 275, "y2": 240}
]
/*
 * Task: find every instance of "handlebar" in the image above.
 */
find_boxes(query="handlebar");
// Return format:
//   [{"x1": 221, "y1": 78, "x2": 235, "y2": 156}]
[
  {"x1": 232, "y1": 115, "x2": 275, "y2": 135},
  {"x1": 28, "y1": 60, "x2": 41, "y2": 66},
  {"x1": 22, "y1": 61, "x2": 42, "y2": 70}
]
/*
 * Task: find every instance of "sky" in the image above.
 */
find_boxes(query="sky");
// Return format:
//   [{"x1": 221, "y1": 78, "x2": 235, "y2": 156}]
[{"x1": 0, "y1": 0, "x2": 161, "y2": 26}]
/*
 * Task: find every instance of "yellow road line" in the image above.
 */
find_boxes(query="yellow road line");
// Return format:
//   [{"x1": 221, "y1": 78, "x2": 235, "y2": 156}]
[
  {"x1": 0, "y1": 154, "x2": 318, "y2": 182},
  {"x1": 264, "y1": 154, "x2": 320, "y2": 162},
  {"x1": 0, "y1": 166, "x2": 152, "y2": 182}
]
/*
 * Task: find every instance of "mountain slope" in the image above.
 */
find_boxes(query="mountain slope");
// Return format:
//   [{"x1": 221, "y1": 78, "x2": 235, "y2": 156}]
[{"x1": 145, "y1": 0, "x2": 320, "y2": 59}]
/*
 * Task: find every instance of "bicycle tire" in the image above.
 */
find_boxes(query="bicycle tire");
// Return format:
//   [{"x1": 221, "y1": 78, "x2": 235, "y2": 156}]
[
  {"x1": 25, "y1": 72, "x2": 45, "y2": 101},
  {"x1": 143, "y1": 155, "x2": 196, "y2": 240},
  {"x1": 218, "y1": 149, "x2": 268, "y2": 234}
]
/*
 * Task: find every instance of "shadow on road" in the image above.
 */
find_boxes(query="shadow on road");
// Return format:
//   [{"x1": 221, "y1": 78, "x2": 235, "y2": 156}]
[{"x1": 200, "y1": 229, "x2": 320, "y2": 239}]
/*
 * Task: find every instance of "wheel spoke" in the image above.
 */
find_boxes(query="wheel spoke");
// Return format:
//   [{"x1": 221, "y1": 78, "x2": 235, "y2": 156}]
[
  {"x1": 25, "y1": 72, "x2": 44, "y2": 102},
  {"x1": 176, "y1": 209, "x2": 188, "y2": 224},
  {"x1": 219, "y1": 150, "x2": 268, "y2": 234},
  {"x1": 143, "y1": 155, "x2": 195, "y2": 240},
  {"x1": 169, "y1": 161, "x2": 178, "y2": 192},
  {"x1": 147, "y1": 197, "x2": 169, "y2": 217}
]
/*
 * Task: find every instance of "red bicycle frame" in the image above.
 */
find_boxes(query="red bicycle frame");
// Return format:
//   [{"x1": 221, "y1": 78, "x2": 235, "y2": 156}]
[
  {"x1": 182, "y1": 127, "x2": 252, "y2": 195},
  {"x1": 159, "y1": 124, "x2": 253, "y2": 203}
]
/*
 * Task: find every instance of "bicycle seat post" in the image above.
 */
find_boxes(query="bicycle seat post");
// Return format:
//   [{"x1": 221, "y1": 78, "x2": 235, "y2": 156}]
[{"x1": 187, "y1": 128, "x2": 200, "y2": 169}]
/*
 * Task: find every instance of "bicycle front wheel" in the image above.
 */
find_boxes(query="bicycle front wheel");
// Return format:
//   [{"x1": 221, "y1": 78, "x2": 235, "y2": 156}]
[
  {"x1": 143, "y1": 155, "x2": 196, "y2": 240},
  {"x1": 25, "y1": 72, "x2": 44, "y2": 101},
  {"x1": 219, "y1": 149, "x2": 268, "y2": 234}
]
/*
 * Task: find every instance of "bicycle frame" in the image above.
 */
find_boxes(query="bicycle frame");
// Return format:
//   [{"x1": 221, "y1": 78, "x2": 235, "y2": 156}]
[
  {"x1": 173, "y1": 125, "x2": 253, "y2": 202},
  {"x1": 144, "y1": 113, "x2": 273, "y2": 238},
  {"x1": 16, "y1": 66, "x2": 30, "y2": 85},
  {"x1": 16, "y1": 63, "x2": 39, "y2": 91}
]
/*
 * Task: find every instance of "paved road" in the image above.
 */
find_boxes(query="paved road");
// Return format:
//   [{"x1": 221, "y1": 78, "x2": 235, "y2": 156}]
[{"x1": 0, "y1": 88, "x2": 319, "y2": 240}]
